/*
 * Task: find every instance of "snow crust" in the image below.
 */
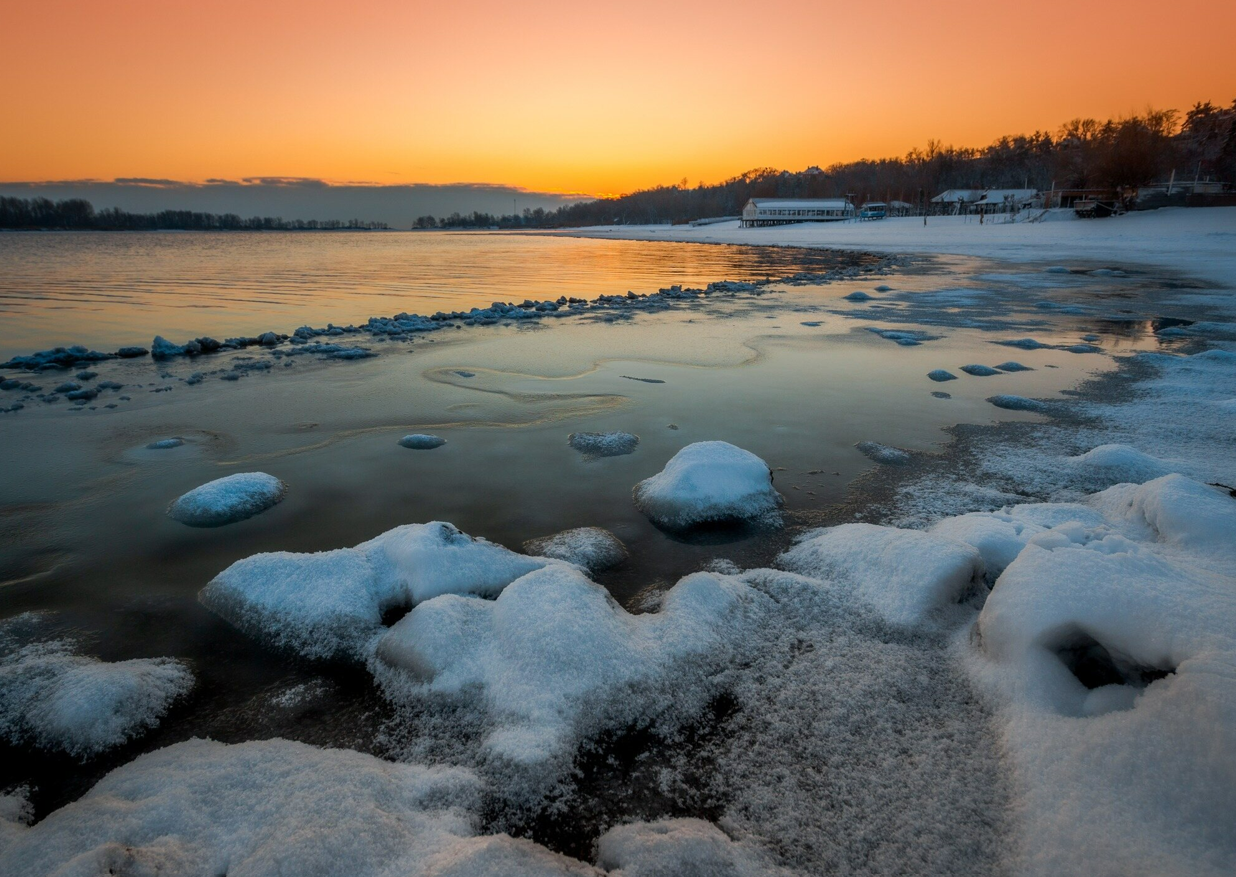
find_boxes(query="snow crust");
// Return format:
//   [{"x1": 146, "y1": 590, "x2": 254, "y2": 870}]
[
  {"x1": 167, "y1": 472, "x2": 287, "y2": 527},
  {"x1": 372, "y1": 565, "x2": 764, "y2": 765},
  {"x1": 523, "y1": 527, "x2": 628, "y2": 571},
  {"x1": 633, "y1": 441, "x2": 781, "y2": 529},
  {"x1": 0, "y1": 623, "x2": 192, "y2": 758},
  {"x1": 200, "y1": 521, "x2": 558, "y2": 660}
]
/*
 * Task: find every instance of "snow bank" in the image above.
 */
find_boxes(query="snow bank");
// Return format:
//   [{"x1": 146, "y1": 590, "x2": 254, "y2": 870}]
[
  {"x1": 200, "y1": 521, "x2": 556, "y2": 660},
  {"x1": 968, "y1": 475, "x2": 1236, "y2": 876},
  {"x1": 0, "y1": 627, "x2": 192, "y2": 758},
  {"x1": 633, "y1": 441, "x2": 782, "y2": 529},
  {"x1": 523, "y1": 527, "x2": 628, "y2": 571},
  {"x1": 778, "y1": 524, "x2": 984, "y2": 627},
  {"x1": 167, "y1": 472, "x2": 287, "y2": 527},
  {"x1": 0, "y1": 738, "x2": 597, "y2": 877},
  {"x1": 399, "y1": 434, "x2": 447, "y2": 450},
  {"x1": 569, "y1": 431, "x2": 640, "y2": 458},
  {"x1": 596, "y1": 818, "x2": 779, "y2": 877},
  {"x1": 1064, "y1": 443, "x2": 1176, "y2": 488},
  {"x1": 372, "y1": 565, "x2": 764, "y2": 765}
]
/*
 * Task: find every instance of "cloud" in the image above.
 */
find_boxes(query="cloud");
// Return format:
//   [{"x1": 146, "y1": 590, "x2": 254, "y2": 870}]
[{"x1": 0, "y1": 178, "x2": 593, "y2": 228}]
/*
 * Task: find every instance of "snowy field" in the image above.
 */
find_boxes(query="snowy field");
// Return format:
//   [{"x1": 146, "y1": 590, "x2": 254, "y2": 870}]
[{"x1": 2, "y1": 212, "x2": 1235, "y2": 876}]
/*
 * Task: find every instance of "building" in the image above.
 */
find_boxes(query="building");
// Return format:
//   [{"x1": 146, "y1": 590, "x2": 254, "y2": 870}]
[
  {"x1": 887, "y1": 200, "x2": 916, "y2": 217},
  {"x1": 971, "y1": 189, "x2": 1040, "y2": 213},
  {"x1": 741, "y1": 198, "x2": 855, "y2": 227},
  {"x1": 929, "y1": 189, "x2": 985, "y2": 214},
  {"x1": 859, "y1": 201, "x2": 887, "y2": 220}
]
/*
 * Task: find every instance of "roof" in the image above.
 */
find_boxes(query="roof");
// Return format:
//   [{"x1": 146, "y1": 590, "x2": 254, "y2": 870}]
[
  {"x1": 973, "y1": 189, "x2": 1038, "y2": 205},
  {"x1": 747, "y1": 198, "x2": 852, "y2": 209},
  {"x1": 931, "y1": 189, "x2": 985, "y2": 203}
]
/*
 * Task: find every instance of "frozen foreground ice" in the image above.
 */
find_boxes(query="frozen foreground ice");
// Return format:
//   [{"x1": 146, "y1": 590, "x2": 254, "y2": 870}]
[
  {"x1": 633, "y1": 441, "x2": 783, "y2": 529},
  {"x1": 166, "y1": 472, "x2": 287, "y2": 527}
]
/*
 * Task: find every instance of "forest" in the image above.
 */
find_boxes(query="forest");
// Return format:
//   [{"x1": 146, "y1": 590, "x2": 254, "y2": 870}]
[{"x1": 0, "y1": 198, "x2": 388, "y2": 231}]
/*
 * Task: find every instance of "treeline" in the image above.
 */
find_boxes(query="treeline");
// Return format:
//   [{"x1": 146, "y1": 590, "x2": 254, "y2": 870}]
[
  {"x1": 0, "y1": 197, "x2": 389, "y2": 230},
  {"x1": 418, "y1": 100, "x2": 1236, "y2": 228}
]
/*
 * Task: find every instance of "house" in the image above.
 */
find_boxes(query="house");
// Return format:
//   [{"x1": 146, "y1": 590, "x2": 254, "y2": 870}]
[
  {"x1": 887, "y1": 200, "x2": 916, "y2": 217},
  {"x1": 930, "y1": 189, "x2": 985, "y2": 214},
  {"x1": 741, "y1": 198, "x2": 854, "y2": 227},
  {"x1": 971, "y1": 189, "x2": 1039, "y2": 212}
]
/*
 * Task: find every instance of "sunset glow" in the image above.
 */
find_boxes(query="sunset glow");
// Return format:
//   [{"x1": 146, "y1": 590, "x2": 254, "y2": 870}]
[{"x1": 4, "y1": 0, "x2": 1235, "y2": 195}]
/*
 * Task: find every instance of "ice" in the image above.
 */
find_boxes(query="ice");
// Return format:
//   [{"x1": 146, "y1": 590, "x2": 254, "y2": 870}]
[
  {"x1": 874, "y1": 284, "x2": 893, "y2": 291},
  {"x1": 0, "y1": 623, "x2": 192, "y2": 758},
  {"x1": 0, "y1": 346, "x2": 115, "y2": 371},
  {"x1": 967, "y1": 475, "x2": 1236, "y2": 876},
  {"x1": 855, "y1": 441, "x2": 911, "y2": 466},
  {"x1": 0, "y1": 737, "x2": 601, "y2": 877},
  {"x1": 523, "y1": 527, "x2": 628, "y2": 571},
  {"x1": 778, "y1": 524, "x2": 984, "y2": 627},
  {"x1": 568, "y1": 431, "x2": 640, "y2": 458},
  {"x1": 987, "y1": 394, "x2": 1050, "y2": 412},
  {"x1": 400, "y1": 434, "x2": 447, "y2": 450},
  {"x1": 372, "y1": 565, "x2": 764, "y2": 765},
  {"x1": 844, "y1": 291, "x2": 872, "y2": 301},
  {"x1": 994, "y1": 361, "x2": 1032, "y2": 372},
  {"x1": 931, "y1": 391, "x2": 952, "y2": 398},
  {"x1": 1065, "y1": 444, "x2": 1175, "y2": 487},
  {"x1": 200, "y1": 521, "x2": 557, "y2": 660},
  {"x1": 927, "y1": 369, "x2": 957, "y2": 382},
  {"x1": 1066, "y1": 343, "x2": 1102, "y2": 353},
  {"x1": 146, "y1": 438, "x2": 184, "y2": 450},
  {"x1": 595, "y1": 818, "x2": 779, "y2": 877},
  {"x1": 866, "y1": 328, "x2": 936, "y2": 346},
  {"x1": 1044, "y1": 266, "x2": 1072, "y2": 274},
  {"x1": 633, "y1": 441, "x2": 782, "y2": 529},
  {"x1": 995, "y1": 338, "x2": 1051, "y2": 350},
  {"x1": 167, "y1": 472, "x2": 287, "y2": 527},
  {"x1": 960, "y1": 364, "x2": 1000, "y2": 376}
]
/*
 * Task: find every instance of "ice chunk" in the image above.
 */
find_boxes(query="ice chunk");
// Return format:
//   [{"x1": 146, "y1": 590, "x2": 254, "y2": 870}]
[
  {"x1": 399, "y1": 434, "x2": 447, "y2": 450},
  {"x1": 855, "y1": 441, "x2": 911, "y2": 466},
  {"x1": 146, "y1": 438, "x2": 184, "y2": 450},
  {"x1": 960, "y1": 364, "x2": 1000, "y2": 376},
  {"x1": 201, "y1": 521, "x2": 557, "y2": 660},
  {"x1": 778, "y1": 523, "x2": 984, "y2": 627},
  {"x1": 931, "y1": 391, "x2": 952, "y2": 398},
  {"x1": 523, "y1": 527, "x2": 627, "y2": 571},
  {"x1": 596, "y1": 818, "x2": 779, "y2": 877},
  {"x1": 1044, "y1": 266, "x2": 1072, "y2": 274},
  {"x1": 0, "y1": 738, "x2": 597, "y2": 877},
  {"x1": 987, "y1": 394, "x2": 1050, "y2": 412},
  {"x1": 1065, "y1": 444, "x2": 1175, "y2": 487},
  {"x1": 844, "y1": 291, "x2": 872, "y2": 301},
  {"x1": 928, "y1": 369, "x2": 958, "y2": 382},
  {"x1": 569, "y1": 430, "x2": 640, "y2": 458},
  {"x1": 0, "y1": 628, "x2": 192, "y2": 758},
  {"x1": 167, "y1": 472, "x2": 287, "y2": 527},
  {"x1": 866, "y1": 328, "x2": 936, "y2": 346},
  {"x1": 994, "y1": 361, "x2": 1032, "y2": 372},
  {"x1": 874, "y1": 284, "x2": 893, "y2": 291},
  {"x1": 372, "y1": 565, "x2": 763, "y2": 764},
  {"x1": 633, "y1": 441, "x2": 782, "y2": 529},
  {"x1": 1066, "y1": 343, "x2": 1102, "y2": 354},
  {"x1": 995, "y1": 338, "x2": 1051, "y2": 350}
]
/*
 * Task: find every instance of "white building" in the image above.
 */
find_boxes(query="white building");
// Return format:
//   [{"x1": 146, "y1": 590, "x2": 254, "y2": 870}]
[
  {"x1": 971, "y1": 189, "x2": 1040, "y2": 212},
  {"x1": 741, "y1": 198, "x2": 855, "y2": 227},
  {"x1": 930, "y1": 189, "x2": 986, "y2": 213}
]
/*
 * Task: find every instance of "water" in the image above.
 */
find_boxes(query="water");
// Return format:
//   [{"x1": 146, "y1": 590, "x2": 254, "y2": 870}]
[
  {"x1": 0, "y1": 230, "x2": 855, "y2": 360},
  {"x1": 0, "y1": 231, "x2": 1186, "y2": 827}
]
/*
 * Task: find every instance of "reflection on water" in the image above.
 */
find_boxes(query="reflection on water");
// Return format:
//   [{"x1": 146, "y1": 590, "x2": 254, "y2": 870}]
[
  {"x1": 0, "y1": 231, "x2": 861, "y2": 359},
  {"x1": 0, "y1": 235, "x2": 1205, "y2": 820}
]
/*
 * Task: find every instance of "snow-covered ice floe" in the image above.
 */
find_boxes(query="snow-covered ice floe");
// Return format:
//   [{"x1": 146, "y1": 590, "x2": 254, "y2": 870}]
[
  {"x1": 167, "y1": 472, "x2": 287, "y2": 527},
  {"x1": 522, "y1": 527, "x2": 628, "y2": 572},
  {"x1": 0, "y1": 620, "x2": 192, "y2": 758},
  {"x1": 201, "y1": 521, "x2": 559, "y2": 661},
  {"x1": 633, "y1": 441, "x2": 782, "y2": 529},
  {"x1": 568, "y1": 431, "x2": 640, "y2": 458}
]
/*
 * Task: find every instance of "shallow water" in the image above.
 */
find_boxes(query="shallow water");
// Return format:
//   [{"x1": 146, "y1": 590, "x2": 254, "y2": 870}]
[{"x1": 0, "y1": 234, "x2": 1193, "y2": 826}]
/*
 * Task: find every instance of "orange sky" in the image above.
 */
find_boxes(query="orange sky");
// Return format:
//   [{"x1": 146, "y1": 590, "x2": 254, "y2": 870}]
[{"x1": 4, "y1": 0, "x2": 1233, "y2": 196}]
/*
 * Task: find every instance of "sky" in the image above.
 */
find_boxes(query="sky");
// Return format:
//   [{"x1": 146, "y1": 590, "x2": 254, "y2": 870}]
[{"x1": 3, "y1": 0, "x2": 1233, "y2": 218}]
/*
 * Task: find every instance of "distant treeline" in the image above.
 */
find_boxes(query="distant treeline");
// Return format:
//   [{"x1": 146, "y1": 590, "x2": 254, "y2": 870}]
[
  {"x1": 417, "y1": 99, "x2": 1236, "y2": 228},
  {"x1": 0, "y1": 197, "x2": 389, "y2": 231}
]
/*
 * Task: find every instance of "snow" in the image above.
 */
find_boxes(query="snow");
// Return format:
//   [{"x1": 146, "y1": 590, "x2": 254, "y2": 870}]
[
  {"x1": 167, "y1": 472, "x2": 287, "y2": 527},
  {"x1": 778, "y1": 523, "x2": 985, "y2": 627},
  {"x1": 855, "y1": 440, "x2": 911, "y2": 466},
  {"x1": 596, "y1": 818, "x2": 779, "y2": 877},
  {"x1": 569, "y1": 431, "x2": 640, "y2": 458},
  {"x1": 200, "y1": 521, "x2": 557, "y2": 660},
  {"x1": 399, "y1": 434, "x2": 447, "y2": 450},
  {"x1": 633, "y1": 441, "x2": 782, "y2": 529},
  {"x1": 372, "y1": 565, "x2": 764, "y2": 765},
  {"x1": 0, "y1": 622, "x2": 192, "y2": 758},
  {"x1": 523, "y1": 527, "x2": 628, "y2": 571},
  {"x1": 0, "y1": 737, "x2": 599, "y2": 877},
  {"x1": 1064, "y1": 444, "x2": 1176, "y2": 488},
  {"x1": 968, "y1": 475, "x2": 1236, "y2": 876}
]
